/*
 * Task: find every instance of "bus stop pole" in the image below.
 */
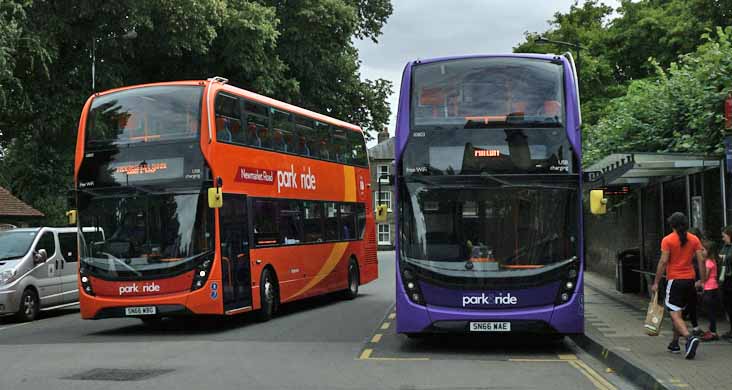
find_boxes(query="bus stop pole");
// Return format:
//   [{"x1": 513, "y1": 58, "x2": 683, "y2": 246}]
[{"x1": 722, "y1": 158, "x2": 728, "y2": 227}]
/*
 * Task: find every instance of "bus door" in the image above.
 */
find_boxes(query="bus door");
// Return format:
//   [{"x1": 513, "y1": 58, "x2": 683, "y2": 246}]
[{"x1": 220, "y1": 194, "x2": 252, "y2": 311}]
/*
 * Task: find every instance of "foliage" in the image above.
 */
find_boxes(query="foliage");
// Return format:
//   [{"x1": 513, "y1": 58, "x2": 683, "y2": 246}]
[
  {"x1": 0, "y1": 0, "x2": 393, "y2": 224},
  {"x1": 513, "y1": 0, "x2": 732, "y2": 165},
  {"x1": 514, "y1": 1, "x2": 623, "y2": 125},
  {"x1": 585, "y1": 27, "x2": 732, "y2": 163}
]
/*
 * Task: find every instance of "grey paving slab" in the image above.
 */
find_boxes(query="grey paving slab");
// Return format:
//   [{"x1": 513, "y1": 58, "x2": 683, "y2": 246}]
[{"x1": 583, "y1": 271, "x2": 732, "y2": 390}]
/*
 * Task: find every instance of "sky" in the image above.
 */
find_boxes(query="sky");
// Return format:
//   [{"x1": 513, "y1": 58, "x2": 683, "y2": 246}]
[{"x1": 355, "y1": 0, "x2": 619, "y2": 146}]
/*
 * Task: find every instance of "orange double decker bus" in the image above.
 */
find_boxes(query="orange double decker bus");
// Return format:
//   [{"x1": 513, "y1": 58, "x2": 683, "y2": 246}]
[{"x1": 72, "y1": 77, "x2": 378, "y2": 322}]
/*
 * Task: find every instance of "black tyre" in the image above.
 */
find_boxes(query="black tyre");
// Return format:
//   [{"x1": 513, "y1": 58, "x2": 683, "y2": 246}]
[
  {"x1": 15, "y1": 288, "x2": 39, "y2": 322},
  {"x1": 257, "y1": 268, "x2": 278, "y2": 322},
  {"x1": 342, "y1": 258, "x2": 359, "y2": 300}
]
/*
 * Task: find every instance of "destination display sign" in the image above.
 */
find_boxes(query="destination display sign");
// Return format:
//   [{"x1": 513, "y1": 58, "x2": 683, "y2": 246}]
[
  {"x1": 77, "y1": 141, "x2": 205, "y2": 189},
  {"x1": 110, "y1": 158, "x2": 184, "y2": 183}
]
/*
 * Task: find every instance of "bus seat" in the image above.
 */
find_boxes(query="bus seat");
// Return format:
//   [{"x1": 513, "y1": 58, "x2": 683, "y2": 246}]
[
  {"x1": 543, "y1": 100, "x2": 561, "y2": 117},
  {"x1": 319, "y1": 139, "x2": 330, "y2": 160},
  {"x1": 247, "y1": 123, "x2": 261, "y2": 147},
  {"x1": 188, "y1": 114, "x2": 198, "y2": 134},
  {"x1": 273, "y1": 129, "x2": 287, "y2": 151},
  {"x1": 296, "y1": 136, "x2": 310, "y2": 156},
  {"x1": 511, "y1": 101, "x2": 527, "y2": 115},
  {"x1": 230, "y1": 120, "x2": 242, "y2": 142},
  {"x1": 216, "y1": 116, "x2": 232, "y2": 142},
  {"x1": 258, "y1": 127, "x2": 271, "y2": 149}
]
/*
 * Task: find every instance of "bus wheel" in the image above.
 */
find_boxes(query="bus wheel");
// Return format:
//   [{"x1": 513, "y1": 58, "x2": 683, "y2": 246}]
[
  {"x1": 257, "y1": 268, "x2": 278, "y2": 322},
  {"x1": 342, "y1": 258, "x2": 359, "y2": 300},
  {"x1": 15, "y1": 288, "x2": 39, "y2": 322}
]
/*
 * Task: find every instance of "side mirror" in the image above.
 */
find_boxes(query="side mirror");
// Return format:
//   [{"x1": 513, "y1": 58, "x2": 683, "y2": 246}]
[
  {"x1": 590, "y1": 189, "x2": 607, "y2": 215},
  {"x1": 66, "y1": 210, "x2": 77, "y2": 225},
  {"x1": 208, "y1": 187, "x2": 223, "y2": 208},
  {"x1": 34, "y1": 249, "x2": 48, "y2": 264},
  {"x1": 375, "y1": 204, "x2": 388, "y2": 223}
]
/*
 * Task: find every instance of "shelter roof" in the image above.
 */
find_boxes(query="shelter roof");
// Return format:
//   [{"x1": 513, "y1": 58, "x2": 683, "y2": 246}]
[{"x1": 586, "y1": 153, "x2": 721, "y2": 187}]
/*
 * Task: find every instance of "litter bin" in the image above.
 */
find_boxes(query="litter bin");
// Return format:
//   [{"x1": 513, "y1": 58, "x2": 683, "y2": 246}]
[{"x1": 616, "y1": 248, "x2": 641, "y2": 293}]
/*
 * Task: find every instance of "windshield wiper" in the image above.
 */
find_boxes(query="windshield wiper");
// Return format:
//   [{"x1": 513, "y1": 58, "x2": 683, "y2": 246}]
[
  {"x1": 506, "y1": 234, "x2": 562, "y2": 262},
  {"x1": 99, "y1": 252, "x2": 142, "y2": 277}
]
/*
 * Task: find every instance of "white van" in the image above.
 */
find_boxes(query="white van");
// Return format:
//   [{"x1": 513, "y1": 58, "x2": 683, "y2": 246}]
[{"x1": 0, "y1": 227, "x2": 103, "y2": 321}]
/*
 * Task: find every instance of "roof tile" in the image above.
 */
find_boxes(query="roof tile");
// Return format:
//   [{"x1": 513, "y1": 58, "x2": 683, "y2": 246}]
[{"x1": 0, "y1": 186, "x2": 45, "y2": 217}]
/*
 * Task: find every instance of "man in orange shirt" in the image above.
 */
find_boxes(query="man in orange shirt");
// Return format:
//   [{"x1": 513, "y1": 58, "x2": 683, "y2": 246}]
[{"x1": 652, "y1": 212, "x2": 707, "y2": 359}]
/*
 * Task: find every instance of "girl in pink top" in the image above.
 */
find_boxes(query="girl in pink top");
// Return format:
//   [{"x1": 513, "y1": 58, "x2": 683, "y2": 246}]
[{"x1": 702, "y1": 241, "x2": 722, "y2": 341}]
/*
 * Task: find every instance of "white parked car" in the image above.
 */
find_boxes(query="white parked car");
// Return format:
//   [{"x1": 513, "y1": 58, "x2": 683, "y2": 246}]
[{"x1": 0, "y1": 227, "x2": 103, "y2": 321}]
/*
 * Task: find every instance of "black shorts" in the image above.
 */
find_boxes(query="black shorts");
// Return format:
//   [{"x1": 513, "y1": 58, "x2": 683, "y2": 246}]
[{"x1": 665, "y1": 279, "x2": 695, "y2": 312}]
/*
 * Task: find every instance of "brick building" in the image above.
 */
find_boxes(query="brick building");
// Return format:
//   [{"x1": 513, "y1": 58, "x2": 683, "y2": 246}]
[{"x1": 368, "y1": 128, "x2": 395, "y2": 250}]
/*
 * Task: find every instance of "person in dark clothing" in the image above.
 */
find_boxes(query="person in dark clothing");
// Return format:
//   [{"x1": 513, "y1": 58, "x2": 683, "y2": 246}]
[
  {"x1": 719, "y1": 226, "x2": 732, "y2": 340},
  {"x1": 700, "y1": 240, "x2": 722, "y2": 341}
]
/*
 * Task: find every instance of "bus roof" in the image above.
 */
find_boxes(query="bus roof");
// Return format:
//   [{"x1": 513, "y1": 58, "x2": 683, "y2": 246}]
[
  {"x1": 89, "y1": 79, "x2": 363, "y2": 135},
  {"x1": 409, "y1": 53, "x2": 564, "y2": 66},
  {"x1": 218, "y1": 83, "x2": 362, "y2": 134}
]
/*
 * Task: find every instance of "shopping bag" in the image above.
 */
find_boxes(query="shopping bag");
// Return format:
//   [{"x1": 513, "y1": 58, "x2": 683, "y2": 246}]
[{"x1": 644, "y1": 291, "x2": 665, "y2": 336}]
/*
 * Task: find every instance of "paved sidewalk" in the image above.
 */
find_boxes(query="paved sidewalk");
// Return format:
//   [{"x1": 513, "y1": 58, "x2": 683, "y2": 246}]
[{"x1": 582, "y1": 271, "x2": 732, "y2": 389}]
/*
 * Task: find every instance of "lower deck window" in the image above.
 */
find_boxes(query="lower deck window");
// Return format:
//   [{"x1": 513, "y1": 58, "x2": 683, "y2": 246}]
[{"x1": 252, "y1": 198, "x2": 365, "y2": 248}]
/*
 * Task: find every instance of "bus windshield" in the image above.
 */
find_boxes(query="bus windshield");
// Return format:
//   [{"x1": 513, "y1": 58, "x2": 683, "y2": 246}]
[
  {"x1": 77, "y1": 191, "x2": 214, "y2": 280},
  {"x1": 399, "y1": 179, "x2": 577, "y2": 274},
  {"x1": 411, "y1": 57, "x2": 564, "y2": 129},
  {"x1": 86, "y1": 86, "x2": 203, "y2": 146}
]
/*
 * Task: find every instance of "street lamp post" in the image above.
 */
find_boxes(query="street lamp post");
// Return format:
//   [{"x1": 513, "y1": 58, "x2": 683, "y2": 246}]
[{"x1": 91, "y1": 30, "x2": 138, "y2": 91}]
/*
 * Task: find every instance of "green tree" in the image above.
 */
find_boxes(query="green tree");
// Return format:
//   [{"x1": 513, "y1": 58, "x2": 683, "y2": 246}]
[
  {"x1": 514, "y1": 1, "x2": 624, "y2": 126},
  {"x1": 584, "y1": 27, "x2": 732, "y2": 164},
  {"x1": 0, "y1": 0, "x2": 393, "y2": 224}
]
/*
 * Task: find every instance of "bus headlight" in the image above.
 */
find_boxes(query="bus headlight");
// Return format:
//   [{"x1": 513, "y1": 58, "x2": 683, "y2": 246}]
[
  {"x1": 80, "y1": 274, "x2": 95, "y2": 296},
  {"x1": 555, "y1": 257, "x2": 579, "y2": 306},
  {"x1": 191, "y1": 255, "x2": 214, "y2": 291},
  {"x1": 400, "y1": 264, "x2": 424, "y2": 305}
]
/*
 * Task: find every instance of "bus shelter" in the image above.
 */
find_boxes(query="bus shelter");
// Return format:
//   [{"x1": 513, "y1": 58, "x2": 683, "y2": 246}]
[{"x1": 585, "y1": 153, "x2": 726, "y2": 294}]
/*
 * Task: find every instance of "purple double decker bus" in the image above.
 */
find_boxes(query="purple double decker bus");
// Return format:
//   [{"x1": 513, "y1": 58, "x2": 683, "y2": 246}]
[{"x1": 394, "y1": 53, "x2": 583, "y2": 337}]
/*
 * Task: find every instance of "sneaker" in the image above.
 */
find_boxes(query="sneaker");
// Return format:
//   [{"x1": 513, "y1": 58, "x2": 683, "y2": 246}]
[
  {"x1": 685, "y1": 336, "x2": 700, "y2": 359},
  {"x1": 692, "y1": 328, "x2": 704, "y2": 337},
  {"x1": 702, "y1": 331, "x2": 719, "y2": 341},
  {"x1": 667, "y1": 340, "x2": 681, "y2": 353}
]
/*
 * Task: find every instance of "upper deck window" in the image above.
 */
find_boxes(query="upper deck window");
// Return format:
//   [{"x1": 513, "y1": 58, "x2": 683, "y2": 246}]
[
  {"x1": 411, "y1": 57, "x2": 564, "y2": 129},
  {"x1": 86, "y1": 86, "x2": 203, "y2": 147},
  {"x1": 214, "y1": 92, "x2": 368, "y2": 167}
]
